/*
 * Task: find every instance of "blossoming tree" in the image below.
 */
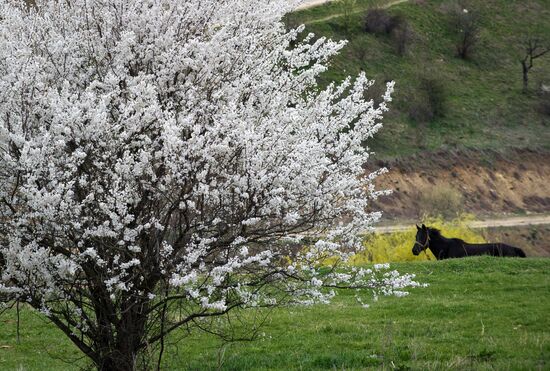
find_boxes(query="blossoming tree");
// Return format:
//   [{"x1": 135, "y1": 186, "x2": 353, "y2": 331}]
[{"x1": 0, "y1": 0, "x2": 420, "y2": 369}]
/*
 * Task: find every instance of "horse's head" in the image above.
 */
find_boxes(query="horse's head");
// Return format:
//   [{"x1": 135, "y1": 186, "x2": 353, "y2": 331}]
[{"x1": 412, "y1": 224, "x2": 430, "y2": 255}]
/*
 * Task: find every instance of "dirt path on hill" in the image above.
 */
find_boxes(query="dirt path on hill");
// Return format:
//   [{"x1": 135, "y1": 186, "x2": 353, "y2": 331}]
[
  {"x1": 296, "y1": 0, "x2": 408, "y2": 10},
  {"x1": 295, "y1": 0, "x2": 333, "y2": 10},
  {"x1": 295, "y1": 0, "x2": 410, "y2": 23},
  {"x1": 373, "y1": 214, "x2": 550, "y2": 234}
]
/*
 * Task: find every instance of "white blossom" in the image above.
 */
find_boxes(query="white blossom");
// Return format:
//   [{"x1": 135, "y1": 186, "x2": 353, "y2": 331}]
[{"x1": 0, "y1": 0, "x2": 421, "y2": 367}]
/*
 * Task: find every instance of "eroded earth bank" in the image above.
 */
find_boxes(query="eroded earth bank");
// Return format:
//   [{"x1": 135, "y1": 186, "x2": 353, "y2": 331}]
[{"x1": 369, "y1": 149, "x2": 550, "y2": 256}]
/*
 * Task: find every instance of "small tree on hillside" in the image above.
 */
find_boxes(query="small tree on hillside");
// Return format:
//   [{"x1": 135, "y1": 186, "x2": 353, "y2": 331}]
[
  {"x1": 449, "y1": 6, "x2": 480, "y2": 59},
  {"x1": 338, "y1": 0, "x2": 358, "y2": 37},
  {"x1": 362, "y1": 8, "x2": 412, "y2": 57},
  {"x1": 0, "y1": 0, "x2": 420, "y2": 369},
  {"x1": 391, "y1": 17, "x2": 413, "y2": 56},
  {"x1": 408, "y1": 75, "x2": 447, "y2": 123},
  {"x1": 520, "y1": 36, "x2": 550, "y2": 93},
  {"x1": 363, "y1": 8, "x2": 399, "y2": 35}
]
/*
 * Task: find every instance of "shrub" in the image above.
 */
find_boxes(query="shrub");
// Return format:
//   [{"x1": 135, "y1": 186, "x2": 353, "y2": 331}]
[
  {"x1": 409, "y1": 75, "x2": 447, "y2": 123},
  {"x1": 391, "y1": 17, "x2": 413, "y2": 56},
  {"x1": 540, "y1": 98, "x2": 550, "y2": 117},
  {"x1": 351, "y1": 214, "x2": 485, "y2": 263},
  {"x1": 538, "y1": 88, "x2": 550, "y2": 117},
  {"x1": 0, "y1": 1, "x2": 401, "y2": 368},
  {"x1": 447, "y1": 3, "x2": 480, "y2": 59},
  {"x1": 349, "y1": 39, "x2": 370, "y2": 62},
  {"x1": 363, "y1": 8, "x2": 402, "y2": 35},
  {"x1": 362, "y1": 9, "x2": 413, "y2": 56},
  {"x1": 418, "y1": 185, "x2": 464, "y2": 219},
  {"x1": 338, "y1": 0, "x2": 358, "y2": 37}
]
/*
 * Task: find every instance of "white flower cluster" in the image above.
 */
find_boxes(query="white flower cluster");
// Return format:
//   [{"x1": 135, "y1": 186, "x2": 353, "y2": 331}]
[{"x1": 0, "y1": 0, "x2": 419, "y2": 338}]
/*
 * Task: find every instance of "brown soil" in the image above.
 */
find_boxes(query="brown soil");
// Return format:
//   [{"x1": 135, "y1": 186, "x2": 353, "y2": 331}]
[
  {"x1": 482, "y1": 225, "x2": 550, "y2": 257},
  {"x1": 369, "y1": 148, "x2": 550, "y2": 220}
]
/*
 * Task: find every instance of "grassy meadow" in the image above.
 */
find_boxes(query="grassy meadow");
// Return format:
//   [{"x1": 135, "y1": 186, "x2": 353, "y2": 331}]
[
  {"x1": 1, "y1": 257, "x2": 549, "y2": 370},
  {"x1": 1, "y1": 1, "x2": 549, "y2": 370}
]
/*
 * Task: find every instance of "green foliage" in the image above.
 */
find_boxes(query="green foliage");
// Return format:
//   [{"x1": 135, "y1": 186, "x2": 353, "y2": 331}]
[
  {"x1": 363, "y1": 8, "x2": 398, "y2": 35},
  {"x1": 417, "y1": 184, "x2": 463, "y2": 218},
  {"x1": 352, "y1": 214, "x2": 486, "y2": 263},
  {"x1": 2, "y1": 258, "x2": 549, "y2": 370},
  {"x1": 337, "y1": 0, "x2": 358, "y2": 36},
  {"x1": 408, "y1": 74, "x2": 448, "y2": 123}
]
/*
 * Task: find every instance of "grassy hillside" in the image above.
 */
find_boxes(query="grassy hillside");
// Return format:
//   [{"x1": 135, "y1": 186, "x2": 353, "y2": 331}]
[
  {"x1": 287, "y1": 0, "x2": 550, "y2": 158},
  {"x1": 1, "y1": 257, "x2": 549, "y2": 369}
]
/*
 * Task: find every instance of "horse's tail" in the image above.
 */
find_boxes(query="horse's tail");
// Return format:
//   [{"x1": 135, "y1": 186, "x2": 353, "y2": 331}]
[{"x1": 515, "y1": 247, "x2": 526, "y2": 258}]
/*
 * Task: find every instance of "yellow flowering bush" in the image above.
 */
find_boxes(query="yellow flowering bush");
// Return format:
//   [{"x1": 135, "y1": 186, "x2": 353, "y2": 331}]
[{"x1": 351, "y1": 214, "x2": 487, "y2": 264}]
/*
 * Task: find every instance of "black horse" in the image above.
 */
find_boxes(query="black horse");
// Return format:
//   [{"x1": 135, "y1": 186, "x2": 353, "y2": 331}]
[{"x1": 412, "y1": 224, "x2": 526, "y2": 259}]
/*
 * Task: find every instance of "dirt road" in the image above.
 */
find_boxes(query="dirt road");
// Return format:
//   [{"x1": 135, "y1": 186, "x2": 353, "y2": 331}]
[
  {"x1": 295, "y1": 0, "x2": 332, "y2": 10},
  {"x1": 295, "y1": 0, "x2": 409, "y2": 12},
  {"x1": 373, "y1": 214, "x2": 550, "y2": 234},
  {"x1": 295, "y1": 0, "x2": 410, "y2": 23}
]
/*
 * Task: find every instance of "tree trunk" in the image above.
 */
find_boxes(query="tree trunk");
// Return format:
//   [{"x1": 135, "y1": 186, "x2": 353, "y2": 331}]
[
  {"x1": 95, "y1": 297, "x2": 148, "y2": 371},
  {"x1": 522, "y1": 61, "x2": 529, "y2": 92},
  {"x1": 96, "y1": 325, "x2": 142, "y2": 371},
  {"x1": 100, "y1": 353, "x2": 137, "y2": 371}
]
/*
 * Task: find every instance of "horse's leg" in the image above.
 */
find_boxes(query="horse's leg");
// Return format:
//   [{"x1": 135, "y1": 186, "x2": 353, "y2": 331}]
[{"x1": 492, "y1": 244, "x2": 503, "y2": 257}]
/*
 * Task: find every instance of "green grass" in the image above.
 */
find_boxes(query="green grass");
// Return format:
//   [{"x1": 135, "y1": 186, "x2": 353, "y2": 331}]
[
  {"x1": 287, "y1": 0, "x2": 550, "y2": 158},
  {"x1": 1, "y1": 257, "x2": 549, "y2": 370}
]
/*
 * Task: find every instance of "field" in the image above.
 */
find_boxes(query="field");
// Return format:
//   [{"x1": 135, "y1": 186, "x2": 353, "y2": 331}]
[
  {"x1": 1, "y1": 2, "x2": 549, "y2": 370},
  {"x1": 1, "y1": 257, "x2": 549, "y2": 370}
]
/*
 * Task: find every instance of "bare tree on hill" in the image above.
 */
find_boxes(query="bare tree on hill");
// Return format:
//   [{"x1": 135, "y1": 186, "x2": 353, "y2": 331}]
[
  {"x1": 520, "y1": 36, "x2": 550, "y2": 93},
  {"x1": 449, "y1": 7, "x2": 480, "y2": 60}
]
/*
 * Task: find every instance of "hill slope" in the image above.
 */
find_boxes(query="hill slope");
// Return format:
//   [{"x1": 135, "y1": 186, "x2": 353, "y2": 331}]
[{"x1": 288, "y1": 0, "x2": 550, "y2": 158}]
